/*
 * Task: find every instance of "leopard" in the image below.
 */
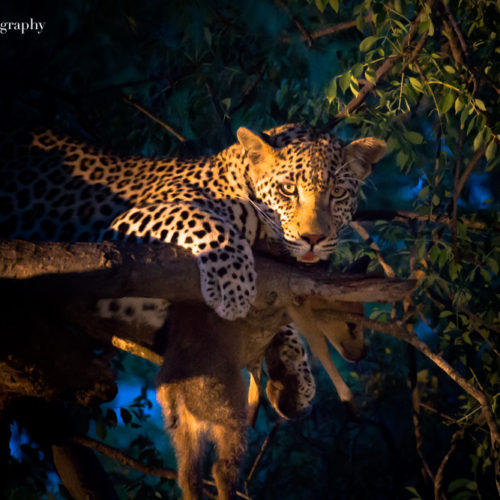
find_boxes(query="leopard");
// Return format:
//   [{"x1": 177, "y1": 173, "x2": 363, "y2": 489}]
[
  {"x1": 0, "y1": 124, "x2": 386, "y2": 499},
  {"x1": 0, "y1": 124, "x2": 385, "y2": 320}
]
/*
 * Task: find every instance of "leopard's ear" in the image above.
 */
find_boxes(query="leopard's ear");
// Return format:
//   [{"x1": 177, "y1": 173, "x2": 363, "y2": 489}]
[
  {"x1": 344, "y1": 137, "x2": 386, "y2": 179},
  {"x1": 237, "y1": 127, "x2": 277, "y2": 172}
]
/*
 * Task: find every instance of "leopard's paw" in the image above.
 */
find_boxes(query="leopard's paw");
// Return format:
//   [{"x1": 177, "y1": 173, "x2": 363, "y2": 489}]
[{"x1": 198, "y1": 247, "x2": 256, "y2": 321}]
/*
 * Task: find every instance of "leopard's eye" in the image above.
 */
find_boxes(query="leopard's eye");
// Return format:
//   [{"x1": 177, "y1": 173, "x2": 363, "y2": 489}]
[
  {"x1": 331, "y1": 186, "x2": 346, "y2": 198},
  {"x1": 278, "y1": 182, "x2": 297, "y2": 197}
]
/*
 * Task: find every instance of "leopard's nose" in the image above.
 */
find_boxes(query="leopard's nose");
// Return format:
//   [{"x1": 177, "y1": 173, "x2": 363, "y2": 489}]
[{"x1": 301, "y1": 233, "x2": 325, "y2": 246}]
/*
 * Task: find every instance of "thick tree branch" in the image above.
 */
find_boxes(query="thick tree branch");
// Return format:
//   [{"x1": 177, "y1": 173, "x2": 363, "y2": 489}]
[{"x1": 0, "y1": 240, "x2": 415, "y2": 307}]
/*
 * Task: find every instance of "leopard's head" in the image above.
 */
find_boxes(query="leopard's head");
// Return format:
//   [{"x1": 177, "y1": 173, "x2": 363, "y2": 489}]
[{"x1": 237, "y1": 125, "x2": 386, "y2": 262}]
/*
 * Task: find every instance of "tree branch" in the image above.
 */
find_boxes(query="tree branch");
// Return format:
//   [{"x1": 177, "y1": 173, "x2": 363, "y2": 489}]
[
  {"x1": 122, "y1": 97, "x2": 186, "y2": 142},
  {"x1": 434, "y1": 429, "x2": 464, "y2": 500},
  {"x1": 0, "y1": 240, "x2": 415, "y2": 307},
  {"x1": 276, "y1": 0, "x2": 313, "y2": 47},
  {"x1": 354, "y1": 210, "x2": 490, "y2": 229},
  {"x1": 72, "y1": 435, "x2": 177, "y2": 480}
]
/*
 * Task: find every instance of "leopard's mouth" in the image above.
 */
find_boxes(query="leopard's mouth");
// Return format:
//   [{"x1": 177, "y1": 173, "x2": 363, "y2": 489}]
[{"x1": 296, "y1": 251, "x2": 320, "y2": 263}]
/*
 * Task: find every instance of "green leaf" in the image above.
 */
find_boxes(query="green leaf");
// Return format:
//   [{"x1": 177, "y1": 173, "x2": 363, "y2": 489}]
[
  {"x1": 449, "y1": 262, "x2": 460, "y2": 280},
  {"x1": 325, "y1": 78, "x2": 337, "y2": 103},
  {"x1": 488, "y1": 257, "x2": 500, "y2": 274},
  {"x1": 460, "y1": 107, "x2": 469, "y2": 125},
  {"x1": 473, "y1": 129, "x2": 484, "y2": 151},
  {"x1": 221, "y1": 97, "x2": 231, "y2": 111},
  {"x1": 443, "y1": 321, "x2": 457, "y2": 333},
  {"x1": 360, "y1": 36, "x2": 378, "y2": 52},
  {"x1": 356, "y1": 14, "x2": 365, "y2": 33},
  {"x1": 351, "y1": 63, "x2": 364, "y2": 78},
  {"x1": 443, "y1": 65, "x2": 455, "y2": 74},
  {"x1": 340, "y1": 71, "x2": 351, "y2": 93},
  {"x1": 485, "y1": 139, "x2": 497, "y2": 160},
  {"x1": 474, "y1": 98, "x2": 486, "y2": 111},
  {"x1": 480, "y1": 267, "x2": 491, "y2": 282},
  {"x1": 432, "y1": 193, "x2": 440, "y2": 206},
  {"x1": 409, "y1": 76, "x2": 424, "y2": 93},
  {"x1": 439, "y1": 92, "x2": 454, "y2": 114},
  {"x1": 364, "y1": 68, "x2": 377, "y2": 85},
  {"x1": 438, "y1": 246, "x2": 448, "y2": 268},
  {"x1": 455, "y1": 97, "x2": 464, "y2": 114},
  {"x1": 448, "y1": 478, "x2": 475, "y2": 494},
  {"x1": 418, "y1": 19, "x2": 430, "y2": 35},
  {"x1": 467, "y1": 115, "x2": 476, "y2": 135},
  {"x1": 405, "y1": 131, "x2": 423, "y2": 144},
  {"x1": 418, "y1": 185, "x2": 429, "y2": 198},
  {"x1": 429, "y1": 245, "x2": 440, "y2": 264},
  {"x1": 405, "y1": 486, "x2": 422, "y2": 500},
  {"x1": 396, "y1": 149, "x2": 408, "y2": 167},
  {"x1": 329, "y1": 0, "x2": 339, "y2": 12},
  {"x1": 315, "y1": 0, "x2": 327, "y2": 13}
]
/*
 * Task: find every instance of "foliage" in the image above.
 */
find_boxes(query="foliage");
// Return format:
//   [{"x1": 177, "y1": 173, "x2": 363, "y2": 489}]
[{"x1": 1, "y1": 0, "x2": 499, "y2": 499}]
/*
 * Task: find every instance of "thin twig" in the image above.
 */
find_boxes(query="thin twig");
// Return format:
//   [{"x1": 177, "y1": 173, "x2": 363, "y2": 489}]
[
  {"x1": 400, "y1": 31, "x2": 429, "y2": 74},
  {"x1": 276, "y1": 0, "x2": 312, "y2": 47},
  {"x1": 451, "y1": 124, "x2": 464, "y2": 257},
  {"x1": 111, "y1": 336, "x2": 162, "y2": 365},
  {"x1": 122, "y1": 97, "x2": 186, "y2": 142},
  {"x1": 72, "y1": 435, "x2": 177, "y2": 480},
  {"x1": 434, "y1": 429, "x2": 464, "y2": 500},
  {"x1": 244, "y1": 423, "x2": 280, "y2": 496},
  {"x1": 419, "y1": 402, "x2": 457, "y2": 424},
  {"x1": 455, "y1": 141, "x2": 489, "y2": 198},
  {"x1": 350, "y1": 221, "x2": 395, "y2": 277},
  {"x1": 409, "y1": 343, "x2": 436, "y2": 485},
  {"x1": 309, "y1": 13, "x2": 373, "y2": 40},
  {"x1": 354, "y1": 210, "x2": 488, "y2": 229},
  {"x1": 310, "y1": 20, "x2": 356, "y2": 39}
]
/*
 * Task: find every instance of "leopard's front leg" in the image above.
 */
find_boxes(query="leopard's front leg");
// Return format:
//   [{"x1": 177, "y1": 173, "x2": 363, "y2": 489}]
[{"x1": 107, "y1": 202, "x2": 257, "y2": 321}]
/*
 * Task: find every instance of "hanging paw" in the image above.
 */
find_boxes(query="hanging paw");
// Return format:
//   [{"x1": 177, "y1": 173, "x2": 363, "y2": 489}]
[{"x1": 197, "y1": 245, "x2": 257, "y2": 321}]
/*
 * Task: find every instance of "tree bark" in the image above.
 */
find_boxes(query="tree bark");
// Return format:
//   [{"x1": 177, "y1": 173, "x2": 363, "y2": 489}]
[{"x1": 0, "y1": 239, "x2": 415, "y2": 306}]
